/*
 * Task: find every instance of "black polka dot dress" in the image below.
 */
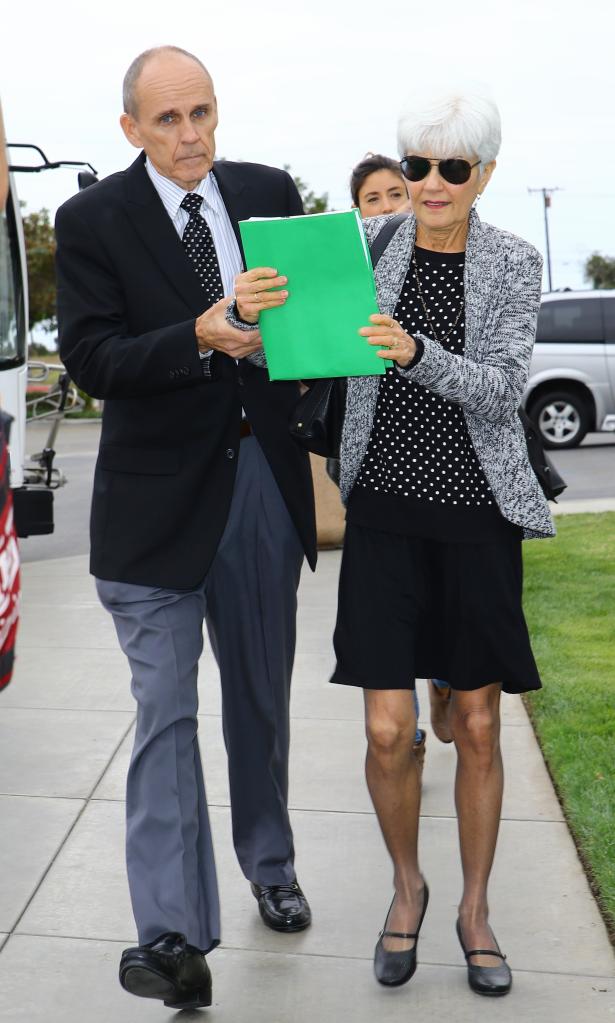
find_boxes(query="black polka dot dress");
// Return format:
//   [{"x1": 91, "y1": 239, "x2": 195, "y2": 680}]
[
  {"x1": 351, "y1": 247, "x2": 505, "y2": 539},
  {"x1": 331, "y1": 246, "x2": 542, "y2": 695}
]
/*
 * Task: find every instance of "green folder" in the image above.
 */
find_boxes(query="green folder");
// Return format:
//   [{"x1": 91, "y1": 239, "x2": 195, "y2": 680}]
[{"x1": 239, "y1": 209, "x2": 385, "y2": 380}]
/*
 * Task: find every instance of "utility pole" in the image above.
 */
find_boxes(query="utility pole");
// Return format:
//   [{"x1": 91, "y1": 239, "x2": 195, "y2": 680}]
[{"x1": 528, "y1": 187, "x2": 562, "y2": 291}]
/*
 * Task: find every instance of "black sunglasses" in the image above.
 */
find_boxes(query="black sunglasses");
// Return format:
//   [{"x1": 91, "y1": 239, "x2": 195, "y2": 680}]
[{"x1": 400, "y1": 156, "x2": 481, "y2": 185}]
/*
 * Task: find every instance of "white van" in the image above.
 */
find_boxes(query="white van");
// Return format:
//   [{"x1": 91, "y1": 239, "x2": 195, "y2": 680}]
[{"x1": 525, "y1": 290, "x2": 615, "y2": 449}]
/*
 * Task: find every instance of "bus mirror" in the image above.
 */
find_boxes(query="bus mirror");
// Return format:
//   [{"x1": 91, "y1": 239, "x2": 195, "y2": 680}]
[{"x1": 78, "y1": 170, "x2": 98, "y2": 190}]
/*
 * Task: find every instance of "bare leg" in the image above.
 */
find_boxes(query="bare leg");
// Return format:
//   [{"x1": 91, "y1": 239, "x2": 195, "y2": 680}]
[
  {"x1": 364, "y1": 689, "x2": 425, "y2": 951},
  {"x1": 427, "y1": 678, "x2": 453, "y2": 743},
  {"x1": 451, "y1": 683, "x2": 505, "y2": 967}
]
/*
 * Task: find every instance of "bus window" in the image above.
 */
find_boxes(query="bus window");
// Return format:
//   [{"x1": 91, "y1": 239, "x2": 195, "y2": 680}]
[
  {"x1": 0, "y1": 103, "x2": 19, "y2": 363},
  {"x1": 0, "y1": 103, "x2": 7, "y2": 212},
  {"x1": 0, "y1": 209, "x2": 19, "y2": 363},
  {"x1": 0, "y1": 105, "x2": 25, "y2": 368}
]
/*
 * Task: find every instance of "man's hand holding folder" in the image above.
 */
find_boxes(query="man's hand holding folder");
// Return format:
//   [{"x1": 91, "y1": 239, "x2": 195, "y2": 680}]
[{"x1": 234, "y1": 267, "x2": 289, "y2": 324}]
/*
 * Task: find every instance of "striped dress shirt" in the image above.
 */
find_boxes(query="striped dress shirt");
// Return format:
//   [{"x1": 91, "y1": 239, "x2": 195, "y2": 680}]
[{"x1": 145, "y1": 157, "x2": 243, "y2": 293}]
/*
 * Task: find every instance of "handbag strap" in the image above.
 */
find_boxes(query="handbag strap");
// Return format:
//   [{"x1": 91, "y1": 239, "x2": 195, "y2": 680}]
[{"x1": 369, "y1": 213, "x2": 410, "y2": 270}]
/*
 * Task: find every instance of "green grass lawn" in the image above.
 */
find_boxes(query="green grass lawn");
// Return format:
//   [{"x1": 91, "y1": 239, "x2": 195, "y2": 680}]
[{"x1": 523, "y1": 512, "x2": 615, "y2": 941}]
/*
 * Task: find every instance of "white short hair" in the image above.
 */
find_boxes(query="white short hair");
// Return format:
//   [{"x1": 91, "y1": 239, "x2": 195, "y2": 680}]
[{"x1": 397, "y1": 82, "x2": 501, "y2": 167}]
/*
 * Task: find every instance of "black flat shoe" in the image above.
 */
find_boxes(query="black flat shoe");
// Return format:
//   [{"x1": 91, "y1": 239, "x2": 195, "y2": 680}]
[
  {"x1": 455, "y1": 918, "x2": 512, "y2": 996},
  {"x1": 250, "y1": 880, "x2": 312, "y2": 932},
  {"x1": 119, "y1": 931, "x2": 212, "y2": 1009},
  {"x1": 374, "y1": 882, "x2": 429, "y2": 987}
]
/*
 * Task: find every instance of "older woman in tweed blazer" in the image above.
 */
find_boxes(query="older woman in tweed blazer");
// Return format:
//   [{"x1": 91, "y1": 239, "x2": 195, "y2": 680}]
[
  {"x1": 326, "y1": 86, "x2": 555, "y2": 999},
  {"x1": 230, "y1": 83, "x2": 554, "y2": 1000}
]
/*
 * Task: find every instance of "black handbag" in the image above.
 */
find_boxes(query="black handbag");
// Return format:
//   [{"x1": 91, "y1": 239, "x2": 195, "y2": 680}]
[
  {"x1": 518, "y1": 406, "x2": 567, "y2": 502},
  {"x1": 289, "y1": 378, "x2": 347, "y2": 458}
]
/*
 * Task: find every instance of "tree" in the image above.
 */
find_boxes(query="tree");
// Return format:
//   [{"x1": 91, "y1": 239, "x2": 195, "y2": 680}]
[
  {"x1": 584, "y1": 252, "x2": 615, "y2": 290},
  {"x1": 21, "y1": 207, "x2": 57, "y2": 332},
  {"x1": 284, "y1": 166, "x2": 329, "y2": 214},
  {"x1": 28, "y1": 340, "x2": 54, "y2": 357}
]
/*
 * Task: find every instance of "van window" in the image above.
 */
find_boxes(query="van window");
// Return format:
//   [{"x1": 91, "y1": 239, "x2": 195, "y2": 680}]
[
  {"x1": 536, "y1": 298, "x2": 604, "y2": 343},
  {"x1": 603, "y1": 298, "x2": 615, "y2": 341}
]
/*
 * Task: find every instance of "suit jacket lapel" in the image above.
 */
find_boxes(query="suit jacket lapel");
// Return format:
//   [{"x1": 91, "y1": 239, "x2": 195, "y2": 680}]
[
  {"x1": 123, "y1": 154, "x2": 208, "y2": 314},
  {"x1": 212, "y1": 161, "x2": 248, "y2": 265}
]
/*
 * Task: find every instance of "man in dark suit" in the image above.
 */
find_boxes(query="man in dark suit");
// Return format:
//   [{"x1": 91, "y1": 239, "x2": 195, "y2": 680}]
[{"x1": 55, "y1": 45, "x2": 316, "y2": 1010}]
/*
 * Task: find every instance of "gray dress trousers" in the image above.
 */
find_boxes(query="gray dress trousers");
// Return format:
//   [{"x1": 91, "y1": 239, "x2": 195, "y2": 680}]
[{"x1": 97, "y1": 437, "x2": 304, "y2": 952}]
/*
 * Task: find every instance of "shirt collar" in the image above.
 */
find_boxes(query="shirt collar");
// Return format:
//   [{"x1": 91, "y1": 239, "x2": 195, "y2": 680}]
[{"x1": 145, "y1": 157, "x2": 221, "y2": 221}]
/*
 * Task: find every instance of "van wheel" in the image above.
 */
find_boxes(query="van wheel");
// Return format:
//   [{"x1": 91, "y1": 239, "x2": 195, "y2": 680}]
[{"x1": 528, "y1": 390, "x2": 589, "y2": 449}]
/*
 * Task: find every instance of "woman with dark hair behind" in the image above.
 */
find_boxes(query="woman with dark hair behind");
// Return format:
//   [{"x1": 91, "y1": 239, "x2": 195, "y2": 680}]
[{"x1": 350, "y1": 153, "x2": 410, "y2": 217}]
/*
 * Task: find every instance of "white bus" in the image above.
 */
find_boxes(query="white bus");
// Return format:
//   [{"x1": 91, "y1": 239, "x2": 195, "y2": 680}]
[
  {"x1": 0, "y1": 100, "x2": 34, "y2": 532},
  {"x1": 0, "y1": 99, "x2": 96, "y2": 536}
]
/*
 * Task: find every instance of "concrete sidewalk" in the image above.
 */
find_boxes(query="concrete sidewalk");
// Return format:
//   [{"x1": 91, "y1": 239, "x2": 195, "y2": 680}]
[{"x1": 0, "y1": 552, "x2": 613, "y2": 1022}]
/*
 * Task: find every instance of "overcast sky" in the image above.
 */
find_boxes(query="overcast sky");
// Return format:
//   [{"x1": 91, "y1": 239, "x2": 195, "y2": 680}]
[{"x1": 2, "y1": 0, "x2": 614, "y2": 294}]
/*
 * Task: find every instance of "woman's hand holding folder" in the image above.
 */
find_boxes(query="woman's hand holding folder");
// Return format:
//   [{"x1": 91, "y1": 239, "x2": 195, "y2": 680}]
[{"x1": 359, "y1": 314, "x2": 418, "y2": 368}]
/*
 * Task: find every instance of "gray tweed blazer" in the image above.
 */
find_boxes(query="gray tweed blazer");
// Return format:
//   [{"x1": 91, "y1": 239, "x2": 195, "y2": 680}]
[{"x1": 339, "y1": 210, "x2": 555, "y2": 539}]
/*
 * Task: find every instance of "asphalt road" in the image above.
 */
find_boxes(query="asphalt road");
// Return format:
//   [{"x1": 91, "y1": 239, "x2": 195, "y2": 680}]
[{"x1": 19, "y1": 419, "x2": 615, "y2": 563}]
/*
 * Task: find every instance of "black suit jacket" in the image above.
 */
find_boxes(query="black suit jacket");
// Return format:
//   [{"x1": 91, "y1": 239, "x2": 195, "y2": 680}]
[{"x1": 55, "y1": 154, "x2": 317, "y2": 588}]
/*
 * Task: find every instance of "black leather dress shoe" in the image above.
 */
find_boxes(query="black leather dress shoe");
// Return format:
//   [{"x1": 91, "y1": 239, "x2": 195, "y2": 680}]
[
  {"x1": 374, "y1": 882, "x2": 429, "y2": 987},
  {"x1": 456, "y1": 918, "x2": 512, "y2": 996},
  {"x1": 119, "y1": 931, "x2": 212, "y2": 1009},
  {"x1": 250, "y1": 880, "x2": 312, "y2": 932}
]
